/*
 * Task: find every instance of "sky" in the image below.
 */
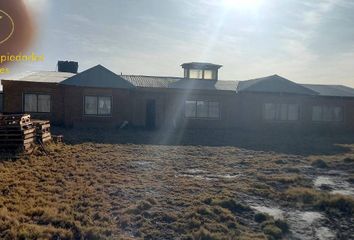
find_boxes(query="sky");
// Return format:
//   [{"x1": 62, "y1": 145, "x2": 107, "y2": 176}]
[{"x1": 6, "y1": 0, "x2": 354, "y2": 87}]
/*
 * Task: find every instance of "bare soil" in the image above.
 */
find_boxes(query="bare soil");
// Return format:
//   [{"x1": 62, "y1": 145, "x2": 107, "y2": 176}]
[{"x1": 0, "y1": 128, "x2": 353, "y2": 239}]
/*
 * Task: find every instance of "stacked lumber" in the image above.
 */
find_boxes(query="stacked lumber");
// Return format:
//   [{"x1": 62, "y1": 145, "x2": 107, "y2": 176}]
[
  {"x1": 33, "y1": 120, "x2": 52, "y2": 143},
  {"x1": 0, "y1": 114, "x2": 35, "y2": 154}
]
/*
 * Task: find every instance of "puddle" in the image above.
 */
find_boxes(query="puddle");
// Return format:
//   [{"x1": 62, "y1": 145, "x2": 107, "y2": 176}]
[
  {"x1": 185, "y1": 169, "x2": 207, "y2": 174},
  {"x1": 251, "y1": 205, "x2": 284, "y2": 220},
  {"x1": 129, "y1": 161, "x2": 156, "y2": 170},
  {"x1": 178, "y1": 174, "x2": 213, "y2": 181},
  {"x1": 314, "y1": 175, "x2": 354, "y2": 197},
  {"x1": 314, "y1": 176, "x2": 335, "y2": 188},
  {"x1": 250, "y1": 202, "x2": 335, "y2": 240},
  {"x1": 178, "y1": 169, "x2": 240, "y2": 181},
  {"x1": 299, "y1": 211, "x2": 324, "y2": 224},
  {"x1": 316, "y1": 227, "x2": 336, "y2": 240}
]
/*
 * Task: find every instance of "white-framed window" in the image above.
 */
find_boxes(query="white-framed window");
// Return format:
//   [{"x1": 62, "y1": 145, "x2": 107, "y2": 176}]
[
  {"x1": 84, "y1": 96, "x2": 112, "y2": 116},
  {"x1": 263, "y1": 103, "x2": 299, "y2": 121},
  {"x1": 312, "y1": 106, "x2": 343, "y2": 122},
  {"x1": 189, "y1": 69, "x2": 203, "y2": 79},
  {"x1": 185, "y1": 100, "x2": 220, "y2": 119},
  {"x1": 203, "y1": 70, "x2": 213, "y2": 80},
  {"x1": 24, "y1": 93, "x2": 51, "y2": 113},
  {"x1": 188, "y1": 69, "x2": 216, "y2": 80}
]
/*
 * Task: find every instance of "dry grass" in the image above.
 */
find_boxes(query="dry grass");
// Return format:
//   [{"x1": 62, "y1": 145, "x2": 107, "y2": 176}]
[{"x1": 0, "y1": 128, "x2": 353, "y2": 239}]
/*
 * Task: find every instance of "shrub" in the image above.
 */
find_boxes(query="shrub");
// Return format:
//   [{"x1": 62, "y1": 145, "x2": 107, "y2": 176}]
[
  {"x1": 192, "y1": 227, "x2": 218, "y2": 240},
  {"x1": 311, "y1": 159, "x2": 328, "y2": 168},
  {"x1": 254, "y1": 212, "x2": 269, "y2": 223},
  {"x1": 213, "y1": 199, "x2": 251, "y2": 214},
  {"x1": 316, "y1": 194, "x2": 354, "y2": 216},
  {"x1": 343, "y1": 157, "x2": 354, "y2": 163},
  {"x1": 284, "y1": 187, "x2": 320, "y2": 205},
  {"x1": 262, "y1": 223, "x2": 282, "y2": 240}
]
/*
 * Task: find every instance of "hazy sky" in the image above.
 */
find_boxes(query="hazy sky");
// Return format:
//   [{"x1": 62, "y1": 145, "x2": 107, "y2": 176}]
[{"x1": 7, "y1": 0, "x2": 354, "y2": 87}]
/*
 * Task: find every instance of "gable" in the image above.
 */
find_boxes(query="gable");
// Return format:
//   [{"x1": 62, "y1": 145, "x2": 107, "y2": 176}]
[
  {"x1": 237, "y1": 75, "x2": 318, "y2": 95},
  {"x1": 60, "y1": 65, "x2": 134, "y2": 89}
]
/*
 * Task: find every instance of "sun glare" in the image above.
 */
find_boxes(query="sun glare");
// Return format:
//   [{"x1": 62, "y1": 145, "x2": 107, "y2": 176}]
[{"x1": 222, "y1": 0, "x2": 263, "y2": 10}]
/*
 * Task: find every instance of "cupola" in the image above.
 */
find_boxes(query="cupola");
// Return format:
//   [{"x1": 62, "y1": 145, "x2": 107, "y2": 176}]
[{"x1": 181, "y1": 62, "x2": 222, "y2": 81}]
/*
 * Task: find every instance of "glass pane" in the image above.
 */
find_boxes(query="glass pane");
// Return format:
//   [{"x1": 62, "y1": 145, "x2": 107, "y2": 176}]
[
  {"x1": 204, "y1": 70, "x2": 213, "y2": 80},
  {"x1": 189, "y1": 69, "x2": 203, "y2": 79},
  {"x1": 85, "y1": 96, "x2": 97, "y2": 115},
  {"x1": 312, "y1": 106, "x2": 322, "y2": 121},
  {"x1": 209, "y1": 102, "x2": 220, "y2": 118},
  {"x1": 263, "y1": 103, "x2": 276, "y2": 120},
  {"x1": 196, "y1": 101, "x2": 208, "y2": 118},
  {"x1": 279, "y1": 104, "x2": 288, "y2": 120},
  {"x1": 334, "y1": 107, "x2": 343, "y2": 121},
  {"x1": 38, "y1": 95, "x2": 51, "y2": 113},
  {"x1": 288, "y1": 104, "x2": 299, "y2": 121},
  {"x1": 323, "y1": 106, "x2": 332, "y2": 121},
  {"x1": 185, "y1": 100, "x2": 196, "y2": 118},
  {"x1": 98, "y1": 97, "x2": 112, "y2": 115},
  {"x1": 24, "y1": 94, "x2": 37, "y2": 112}
]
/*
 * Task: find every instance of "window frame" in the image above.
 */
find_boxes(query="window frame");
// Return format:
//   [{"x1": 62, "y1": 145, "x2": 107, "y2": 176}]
[
  {"x1": 311, "y1": 105, "x2": 344, "y2": 122},
  {"x1": 187, "y1": 69, "x2": 216, "y2": 80},
  {"x1": 23, "y1": 93, "x2": 51, "y2": 113},
  {"x1": 83, "y1": 95, "x2": 113, "y2": 117},
  {"x1": 262, "y1": 103, "x2": 300, "y2": 122},
  {"x1": 184, "y1": 100, "x2": 220, "y2": 120}
]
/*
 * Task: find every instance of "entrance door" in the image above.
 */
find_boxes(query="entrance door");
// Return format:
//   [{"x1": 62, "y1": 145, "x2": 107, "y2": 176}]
[{"x1": 145, "y1": 99, "x2": 156, "y2": 129}]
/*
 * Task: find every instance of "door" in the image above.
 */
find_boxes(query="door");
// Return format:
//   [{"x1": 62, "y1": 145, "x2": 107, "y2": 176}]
[{"x1": 145, "y1": 99, "x2": 156, "y2": 129}]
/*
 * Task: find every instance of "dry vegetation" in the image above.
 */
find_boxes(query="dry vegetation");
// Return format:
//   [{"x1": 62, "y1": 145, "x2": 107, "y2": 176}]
[{"x1": 0, "y1": 128, "x2": 354, "y2": 239}]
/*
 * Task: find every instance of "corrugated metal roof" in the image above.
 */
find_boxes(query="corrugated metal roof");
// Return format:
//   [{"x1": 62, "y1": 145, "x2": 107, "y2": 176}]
[
  {"x1": 169, "y1": 79, "x2": 238, "y2": 91},
  {"x1": 121, "y1": 75, "x2": 238, "y2": 91},
  {"x1": 3, "y1": 65, "x2": 354, "y2": 98},
  {"x1": 61, "y1": 65, "x2": 134, "y2": 89},
  {"x1": 237, "y1": 75, "x2": 318, "y2": 95},
  {"x1": 121, "y1": 75, "x2": 179, "y2": 88},
  {"x1": 17, "y1": 71, "x2": 75, "y2": 83},
  {"x1": 302, "y1": 84, "x2": 354, "y2": 97}
]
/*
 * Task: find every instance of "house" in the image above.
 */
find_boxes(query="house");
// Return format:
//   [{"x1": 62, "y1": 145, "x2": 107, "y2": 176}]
[
  {"x1": 1, "y1": 61, "x2": 354, "y2": 132},
  {"x1": 0, "y1": 91, "x2": 3, "y2": 112}
]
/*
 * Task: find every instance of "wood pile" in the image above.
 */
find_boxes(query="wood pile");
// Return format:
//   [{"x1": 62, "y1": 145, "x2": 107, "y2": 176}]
[
  {"x1": 33, "y1": 120, "x2": 52, "y2": 144},
  {"x1": 0, "y1": 114, "x2": 53, "y2": 154},
  {"x1": 0, "y1": 114, "x2": 35, "y2": 154}
]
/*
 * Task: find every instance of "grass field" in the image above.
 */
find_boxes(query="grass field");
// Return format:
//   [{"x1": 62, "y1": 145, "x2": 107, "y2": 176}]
[{"x1": 0, "y1": 128, "x2": 353, "y2": 239}]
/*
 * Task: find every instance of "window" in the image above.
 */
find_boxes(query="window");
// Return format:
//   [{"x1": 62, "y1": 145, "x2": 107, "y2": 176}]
[
  {"x1": 24, "y1": 93, "x2": 51, "y2": 113},
  {"x1": 263, "y1": 103, "x2": 299, "y2": 121},
  {"x1": 188, "y1": 69, "x2": 216, "y2": 80},
  {"x1": 185, "y1": 100, "x2": 220, "y2": 119},
  {"x1": 84, "y1": 96, "x2": 112, "y2": 116},
  {"x1": 312, "y1": 106, "x2": 343, "y2": 122},
  {"x1": 185, "y1": 101, "x2": 196, "y2": 117},
  {"x1": 189, "y1": 69, "x2": 203, "y2": 79},
  {"x1": 203, "y1": 70, "x2": 213, "y2": 80}
]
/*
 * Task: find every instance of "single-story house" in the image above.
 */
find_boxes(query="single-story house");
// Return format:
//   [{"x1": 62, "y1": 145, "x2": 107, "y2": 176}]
[
  {"x1": 2, "y1": 61, "x2": 354, "y2": 131},
  {"x1": 0, "y1": 91, "x2": 3, "y2": 112}
]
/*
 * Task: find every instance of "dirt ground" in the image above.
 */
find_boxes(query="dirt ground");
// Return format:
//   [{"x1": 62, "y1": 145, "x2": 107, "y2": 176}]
[{"x1": 0, "y1": 128, "x2": 353, "y2": 240}]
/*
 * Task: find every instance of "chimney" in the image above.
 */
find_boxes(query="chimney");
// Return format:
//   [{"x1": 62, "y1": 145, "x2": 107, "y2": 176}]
[{"x1": 57, "y1": 61, "x2": 79, "y2": 74}]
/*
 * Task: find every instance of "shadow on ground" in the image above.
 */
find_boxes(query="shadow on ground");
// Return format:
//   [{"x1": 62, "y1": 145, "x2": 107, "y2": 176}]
[{"x1": 52, "y1": 127, "x2": 354, "y2": 156}]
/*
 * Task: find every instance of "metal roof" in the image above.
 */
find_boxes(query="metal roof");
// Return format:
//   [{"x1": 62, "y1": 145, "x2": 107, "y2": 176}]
[
  {"x1": 302, "y1": 84, "x2": 354, "y2": 97},
  {"x1": 60, "y1": 65, "x2": 134, "y2": 89},
  {"x1": 121, "y1": 75, "x2": 180, "y2": 88},
  {"x1": 169, "y1": 79, "x2": 237, "y2": 91},
  {"x1": 15, "y1": 71, "x2": 75, "y2": 83},
  {"x1": 181, "y1": 62, "x2": 223, "y2": 69},
  {"x1": 237, "y1": 75, "x2": 318, "y2": 95},
  {"x1": 121, "y1": 75, "x2": 237, "y2": 91},
  {"x1": 2, "y1": 65, "x2": 354, "y2": 98}
]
